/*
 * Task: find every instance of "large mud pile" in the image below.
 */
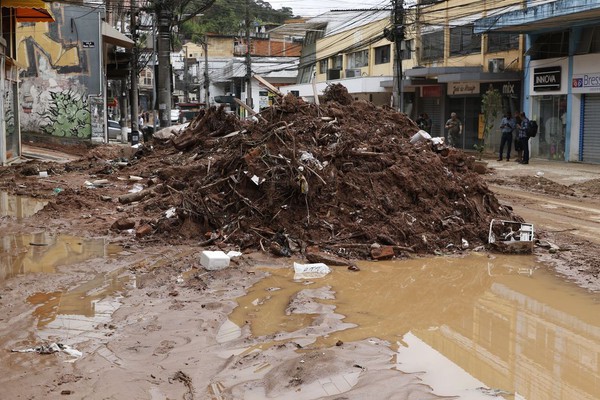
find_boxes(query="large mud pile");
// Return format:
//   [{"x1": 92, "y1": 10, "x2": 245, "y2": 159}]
[{"x1": 134, "y1": 84, "x2": 517, "y2": 258}]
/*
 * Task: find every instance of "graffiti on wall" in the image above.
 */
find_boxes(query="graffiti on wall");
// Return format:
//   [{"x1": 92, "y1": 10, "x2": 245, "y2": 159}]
[
  {"x1": 16, "y1": 4, "x2": 94, "y2": 139},
  {"x1": 42, "y1": 90, "x2": 91, "y2": 138}
]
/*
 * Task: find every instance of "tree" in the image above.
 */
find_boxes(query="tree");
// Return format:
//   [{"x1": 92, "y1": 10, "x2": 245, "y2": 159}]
[
  {"x1": 178, "y1": 0, "x2": 296, "y2": 38},
  {"x1": 475, "y1": 85, "x2": 503, "y2": 159}
]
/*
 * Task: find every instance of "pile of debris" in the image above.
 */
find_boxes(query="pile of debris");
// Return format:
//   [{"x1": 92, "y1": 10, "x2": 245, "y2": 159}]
[{"x1": 132, "y1": 84, "x2": 519, "y2": 258}]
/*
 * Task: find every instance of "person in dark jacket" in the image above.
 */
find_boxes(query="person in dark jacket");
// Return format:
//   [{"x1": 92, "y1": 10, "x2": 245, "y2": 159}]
[
  {"x1": 498, "y1": 111, "x2": 516, "y2": 161},
  {"x1": 517, "y1": 112, "x2": 530, "y2": 164}
]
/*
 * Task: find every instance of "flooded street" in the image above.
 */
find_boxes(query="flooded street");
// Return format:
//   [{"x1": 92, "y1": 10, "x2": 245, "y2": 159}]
[
  {"x1": 1, "y1": 149, "x2": 599, "y2": 398},
  {"x1": 231, "y1": 254, "x2": 600, "y2": 399},
  {"x1": 0, "y1": 233, "x2": 122, "y2": 280}
]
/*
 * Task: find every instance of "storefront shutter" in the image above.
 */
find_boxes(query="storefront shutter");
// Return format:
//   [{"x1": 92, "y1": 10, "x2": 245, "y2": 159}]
[
  {"x1": 582, "y1": 94, "x2": 600, "y2": 163},
  {"x1": 421, "y1": 97, "x2": 442, "y2": 137}
]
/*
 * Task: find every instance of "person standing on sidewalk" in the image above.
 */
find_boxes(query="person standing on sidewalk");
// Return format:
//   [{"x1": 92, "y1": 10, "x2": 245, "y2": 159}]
[
  {"x1": 517, "y1": 112, "x2": 530, "y2": 164},
  {"x1": 498, "y1": 111, "x2": 516, "y2": 161}
]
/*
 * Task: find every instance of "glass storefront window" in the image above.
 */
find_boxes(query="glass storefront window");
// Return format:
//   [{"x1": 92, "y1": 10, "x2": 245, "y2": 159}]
[{"x1": 531, "y1": 95, "x2": 567, "y2": 160}]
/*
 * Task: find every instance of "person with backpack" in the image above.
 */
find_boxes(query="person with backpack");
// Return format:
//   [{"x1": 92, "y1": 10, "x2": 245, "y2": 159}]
[
  {"x1": 497, "y1": 111, "x2": 516, "y2": 161},
  {"x1": 517, "y1": 112, "x2": 530, "y2": 164},
  {"x1": 513, "y1": 111, "x2": 523, "y2": 162}
]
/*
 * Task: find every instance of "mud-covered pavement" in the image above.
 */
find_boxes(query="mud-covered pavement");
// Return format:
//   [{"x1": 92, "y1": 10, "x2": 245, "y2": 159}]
[{"x1": 2, "y1": 94, "x2": 600, "y2": 398}]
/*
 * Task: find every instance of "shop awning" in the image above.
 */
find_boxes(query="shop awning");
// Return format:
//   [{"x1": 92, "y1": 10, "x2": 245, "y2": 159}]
[
  {"x1": 4, "y1": 0, "x2": 55, "y2": 23},
  {"x1": 102, "y1": 22, "x2": 134, "y2": 49}
]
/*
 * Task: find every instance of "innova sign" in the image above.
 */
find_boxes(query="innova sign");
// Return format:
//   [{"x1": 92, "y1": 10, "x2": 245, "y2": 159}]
[
  {"x1": 533, "y1": 66, "x2": 561, "y2": 91},
  {"x1": 572, "y1": 72, "x2": 600, "y2": 93}
]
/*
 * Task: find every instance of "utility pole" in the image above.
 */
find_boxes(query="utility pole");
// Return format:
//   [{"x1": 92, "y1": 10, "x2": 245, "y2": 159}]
[
  {"x1": 392, "y1": 0, "x2": 405, "y2": 112},
  {"x1": 245, "y1": 0, "x2": 253, "y2": 111},
  {"x1": 130, "y1": 2, "x2": 140, "y2": 144},
  {"x1": 157, "y1": 8, "x2": 172, "y2": 127},
  {"x1": 203, "y1": 35, "x2": 210, "y2": 106},
  {"x1": 183, "y1": 45, "x2": 189, "y2": 103}
]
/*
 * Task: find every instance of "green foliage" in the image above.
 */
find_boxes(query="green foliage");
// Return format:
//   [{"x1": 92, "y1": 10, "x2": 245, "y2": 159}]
[
  {"x1": 473, "y1": 85, "x2": 503, "y2": 159},
  {"x1": 43, "y1": 90, "x2": 91, "y2": 138},
  {"x1": 179, "y1": 0, "x2": 295, "y2": 38},
  {"x1": 481, "y1": 85, "x2": 503, "y2": 142}
]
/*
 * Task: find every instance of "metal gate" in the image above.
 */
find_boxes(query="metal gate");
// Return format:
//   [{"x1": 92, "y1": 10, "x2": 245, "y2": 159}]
[
  {"x1": 582, "y1": 94, "x2": 600, "y2": 163},
  {"x1": 421, "y1": 97, "x2": 442, "y2": 137}
]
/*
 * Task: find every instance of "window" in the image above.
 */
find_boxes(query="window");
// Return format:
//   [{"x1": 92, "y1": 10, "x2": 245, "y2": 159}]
[
  {"x1": 347, "y1": 50, "x2": 369, "y2": 68},
  {"x1": 576, "y1": 27, "x2": 600, "y2": 54},
  {"x1": 450, "y1": 24, "x2": 481, "y2": 56},
  {"x1": 318, "y1": 59, "x2": 328, "y2": 74},
  {"x1": 401, "y1": 39, "x2": 413, "y2": 60},
  {"x1": 374, "y1": 45, "x2": 391, "y2": 64},
  {"x1": 487, "y1": 32, "x2": 519, "y2": 53},
  {"x1": 421, "y1": 31, "x2": 444, "y2": 61},
  {"x1": 330, "y1": 55, "x2": 343, "y2": 70},
  {"x1": 528, "y1": 31, "x2": 569, "y2": 60}
]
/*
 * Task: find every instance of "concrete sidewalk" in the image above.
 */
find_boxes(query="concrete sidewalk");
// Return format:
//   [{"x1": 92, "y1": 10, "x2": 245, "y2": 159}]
[{"x1": 482, "y1": 155, "x2": 599, "y2": 186}]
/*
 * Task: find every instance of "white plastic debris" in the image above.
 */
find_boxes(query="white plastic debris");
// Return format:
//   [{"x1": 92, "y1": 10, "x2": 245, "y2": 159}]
[
  {"x1": 200, "y1": 250, "x2": 230, "y2": 270},
  {"x1": 128, "y1": 183, "x2": 144, "y2": 193},
  {"x1": 293, "y1": 262, "x2": 331, "y2": 280},
  {"x1": 12, "y1": 342, "x2": 82, "y2": 360},
  {"x1": 299, "y1": 151, "x2": 324, "y2": 170},
  {"x1": 165, "y1": 207, "x2": 177, "y2": 218},
  {"x1": 39, "y1": 171, "x2": 48, "y2": 178},
  {"x1": 461, "y1": 238, "x2": 469, "y2": 249},
  {"x1": 410, "y1": 130, "x2": 432, "y2": 144},
  {"x1": 226, "y1": 251, "x2": 243, "y2": 258}
]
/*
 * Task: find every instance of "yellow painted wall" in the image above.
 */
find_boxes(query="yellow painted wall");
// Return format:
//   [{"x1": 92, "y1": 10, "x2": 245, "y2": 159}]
[
  {"x1": 206, "y1": 36, "x2": 235, "y2": 58},
  {"x1": 315, "y1": 18, "x2": 393, "y2": 82},
  {"x1": 417, "y1": 0, "x2": 523, "y2": 70}
]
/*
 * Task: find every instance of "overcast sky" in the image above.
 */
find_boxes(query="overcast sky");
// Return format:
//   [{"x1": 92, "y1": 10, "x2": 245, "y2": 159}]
[{"x1": 267, "y1": 0, "x2": 390, "y2": 17}]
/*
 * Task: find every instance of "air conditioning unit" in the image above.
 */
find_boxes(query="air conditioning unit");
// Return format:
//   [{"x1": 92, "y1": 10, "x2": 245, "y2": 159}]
[
  {"x1": 488, "y1": 58, "x2": 505, "y2": 73},
  {"x1": 327, "y1": 69, "x2": 341, "y2": 80},
  {"x1": 345, "y1": 68, "x2": 362, "y2": 78}
]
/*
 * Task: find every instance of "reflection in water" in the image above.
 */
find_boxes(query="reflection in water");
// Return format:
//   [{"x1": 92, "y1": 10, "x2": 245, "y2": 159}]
[
  {"x1": 27, "y1": 271, "x2": 132, "y2": 345},
  {"x1": 0, "y1": 233, "x2": 122, "y2": 280},
  {"x1": 231, "y1": 254, "x2": 600, "y2": 400},
  {"x1": 0, "y1": 192, "x2": 47, "y2": 218}
]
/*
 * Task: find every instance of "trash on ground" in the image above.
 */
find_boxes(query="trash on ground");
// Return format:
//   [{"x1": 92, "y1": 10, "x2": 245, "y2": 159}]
[
  {"x1": 488, "y1": 219, "x2": 534, "y2": 254},
  {"x1": 11, "y1": 342, "x2": 82, "y2": 360},
  {"x1": 293, "y1": 262, "x2": 331, "y2": 279},
  {"x1": 226, "y1": 250, "x2": 243, "y2": 258},
  {"x1": 200, "y1": 250, "x2": 230, "y2": 270},
  {"x1": 410, "y1": 130, "x2": 431, "y2": 144},
  {"x1": 128, "y1": 183, "x2": 144, "y2": 193},
  {"x1": 165, "y1": 207, "x2": 177, "y2": 218}
]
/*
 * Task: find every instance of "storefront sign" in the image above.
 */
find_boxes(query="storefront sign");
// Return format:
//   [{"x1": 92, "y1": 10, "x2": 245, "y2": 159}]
[
  {"x1": 533, "y1": 66, "x2": 561, "y2": 91},
  {"x1": 422, "y1": 85, "x2": 442, "y2": 97},
  {"x1": 572, "y1": 72, "x2": 600, "y2": 93},
  {"x1": 448, "y1": 82, "x2": 479, "y2": 96}
]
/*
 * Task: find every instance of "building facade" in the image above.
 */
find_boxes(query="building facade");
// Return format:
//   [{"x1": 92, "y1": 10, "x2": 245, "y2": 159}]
[
  {"x1": 476, "y1": 0, "x2": 600, "y2": 163},
  {"x1": 16, "y1": 2, "x2": 133, "y2": 145},
  {"x1": 1, "y1": 1, "x2": 53, "y2": 165}
]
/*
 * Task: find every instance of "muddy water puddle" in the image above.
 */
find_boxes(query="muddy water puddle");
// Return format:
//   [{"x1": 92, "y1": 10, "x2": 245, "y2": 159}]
[
  {"x1": 231, "y1": 253, "x2": 600, "y2": 400},
  {"x1": 27, "y1": 270, "x2": 132, "y2": 344},
  {"x1": 0, "y1": 192, "x2": 47, "y2": 218},
  {"x1": 0, "y1": 233, "x2": 122, "y2": 280}
]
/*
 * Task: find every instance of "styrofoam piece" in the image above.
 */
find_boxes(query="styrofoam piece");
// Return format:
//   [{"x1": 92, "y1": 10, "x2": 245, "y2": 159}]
[
  {"x1": 200, "y1": 250, "x2": 230, "y2": 270},
  {"x1": 293, "y1": 262, "x2": 330, "y2": 279}
]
